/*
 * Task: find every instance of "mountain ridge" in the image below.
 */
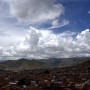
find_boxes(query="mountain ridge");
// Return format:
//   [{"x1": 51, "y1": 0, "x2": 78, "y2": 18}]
[{"x1": 0, "y1": 57, "x2": 90, "y2": 70}]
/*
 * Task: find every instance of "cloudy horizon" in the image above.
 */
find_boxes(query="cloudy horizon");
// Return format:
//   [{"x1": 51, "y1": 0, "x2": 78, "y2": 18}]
[{"x1": 0, "y1": 0, "x2": 90, "y2": 60}]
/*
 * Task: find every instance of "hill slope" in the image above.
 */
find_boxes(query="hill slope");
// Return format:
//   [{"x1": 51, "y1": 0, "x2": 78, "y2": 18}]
[
  {"x1": 0, "y1": 57, "x2": 90, "y2": 70},
  {"x1": 0, "y1": 59, "x2": 49, "y2": 70}
]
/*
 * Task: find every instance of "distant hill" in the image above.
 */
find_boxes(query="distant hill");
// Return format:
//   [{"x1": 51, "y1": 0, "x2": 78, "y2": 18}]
[
  {"x1": 0, "y1": 57, "x2": 90, "y2": 70},
  {"x1": 75, "y1": 58, "x2": 90, "y2": 69},
  {"x1": 0, "y1": 59, "x2": 49, "y2": 70}
]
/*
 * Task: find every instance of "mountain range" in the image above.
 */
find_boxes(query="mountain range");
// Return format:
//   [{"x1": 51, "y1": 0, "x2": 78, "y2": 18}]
[{"x1": 0, "y1": 57, "x2": 90, "y2": 70}]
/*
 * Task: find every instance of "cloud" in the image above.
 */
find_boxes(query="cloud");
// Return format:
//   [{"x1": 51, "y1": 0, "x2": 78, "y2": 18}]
[
  {"x1": 52, "y1": 20, "x2": 60, "y2": 26},
  {"x1": 0, "y1": 25, "x2": 26, "y2": 47},
  {"x1": 48, "y1": 19, "x2": 69, "y2": 29},
  {"x1": 0, "y1": 0, "x2": 10, "y2": 18},
  {"x1": 0, "y1": 27, "x2": 90, "y2": 60},
  {"x1": 2, "y1": 0, "x2": 69, "y2": 29},
  {"x1": 88, "y1": 10, "x2": 90, "y2": 14},
  {"x1": 60, "y1": 0, "x2": 88, "y2": 3},
  {"x1": 0, "y1": 0, "x2": 28, "y2": 47},
  {"x1": 9, "y1": 0, "x2": 64, "y2": 24}
]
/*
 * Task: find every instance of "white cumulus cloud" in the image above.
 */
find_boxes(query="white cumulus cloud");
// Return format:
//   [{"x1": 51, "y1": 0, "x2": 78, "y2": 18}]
[{"x1": 0, "y1": 27, "x2": 90, "y2": 60}]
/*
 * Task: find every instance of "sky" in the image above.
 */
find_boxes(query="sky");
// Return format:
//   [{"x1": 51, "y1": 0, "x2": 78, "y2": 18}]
[{"x1": 0, "y1": 0, "x2": 90, "y2": 60}]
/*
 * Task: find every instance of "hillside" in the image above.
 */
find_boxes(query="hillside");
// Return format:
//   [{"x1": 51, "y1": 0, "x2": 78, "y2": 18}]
[
  {"x1": 0, "y1": 57, "x2": 90, "y2": 70},
  {"x1": 0, "y1": 59, "x2": 49, "y2": 70},
  {"x1": 75, "y1": 58, "x2": 90, "y2": 69}
]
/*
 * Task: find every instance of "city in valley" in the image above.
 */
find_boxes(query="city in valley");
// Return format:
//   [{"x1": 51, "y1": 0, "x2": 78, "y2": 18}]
[{"x1": 0, "y1": 59, "x2": 90, "y2": 90}]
